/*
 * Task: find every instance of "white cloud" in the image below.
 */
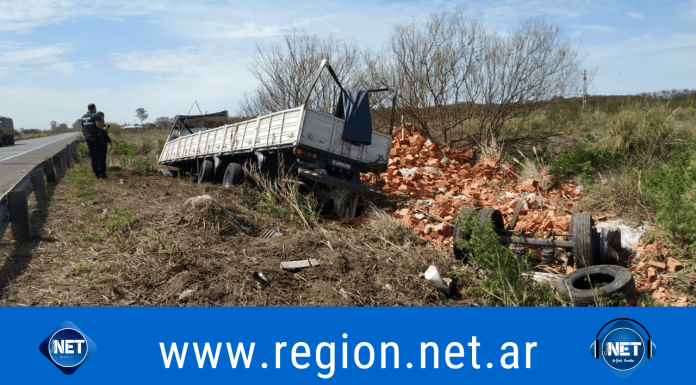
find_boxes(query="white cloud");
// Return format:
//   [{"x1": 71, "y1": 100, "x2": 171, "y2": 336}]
[
  {"x1": 0, "y1": 44, "x2": 71, "y2": 64},
  {"x1": 583, "y1": 25, "x2": 616, "y2": 33},
  {"x1": 627, "y1": 12, "x2": 644, "y2": 20},
  {"x1": 0, "y1": 0, "x2": 170, "y2": 32}
]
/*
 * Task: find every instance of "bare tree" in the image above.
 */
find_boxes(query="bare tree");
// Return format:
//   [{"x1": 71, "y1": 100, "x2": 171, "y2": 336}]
[
  {"x1": 378, "y1": 9, "x2": 483, "y2": 146},
  {"x1": 239, "y1": 28, "x2": 364, "y2": 117},
  {"x1": 473, "y1": 17, "x2": 585, "y2": 146},
  {"x1": 50, "y1": 120, "x2": 58, "y2": 130},
  {"x1": 371, "y1": 10, "x2": 588, "y2": 148}
]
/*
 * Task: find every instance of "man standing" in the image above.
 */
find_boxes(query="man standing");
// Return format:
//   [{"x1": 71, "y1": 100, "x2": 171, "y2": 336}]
[{"x1": 81, "y1": 103, "x2": 108, "y2": 179}]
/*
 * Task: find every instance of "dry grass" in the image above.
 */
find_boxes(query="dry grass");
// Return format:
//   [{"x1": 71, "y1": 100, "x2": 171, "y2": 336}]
[{"x1": 0, "y1": 155, "x2": 475, "y2": 307}]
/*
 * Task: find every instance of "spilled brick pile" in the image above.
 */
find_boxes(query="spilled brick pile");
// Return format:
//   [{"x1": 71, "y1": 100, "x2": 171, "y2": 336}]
[
  {"x1": 360, "y1": 123, "x2": 583, "y2": 246},
  {"x1": 357, "y1": 123, "x2": 690, "y2": 306}
]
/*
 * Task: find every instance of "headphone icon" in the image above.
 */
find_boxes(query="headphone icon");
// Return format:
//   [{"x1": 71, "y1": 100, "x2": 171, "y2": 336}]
[{"x1": 592, "y1": 318, "x2": 655, "y2": 359}]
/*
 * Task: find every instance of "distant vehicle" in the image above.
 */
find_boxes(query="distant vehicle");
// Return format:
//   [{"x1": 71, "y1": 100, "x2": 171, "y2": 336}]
[
  {"x1": 158, "y1": 59, "x2": 396, "y2": 219},
  {"x1": 0, "y1": 116, "x2": 15, "y2": 146},
  {"x1": 122, "y1": 124, "x2": 141, "y2": 130}
]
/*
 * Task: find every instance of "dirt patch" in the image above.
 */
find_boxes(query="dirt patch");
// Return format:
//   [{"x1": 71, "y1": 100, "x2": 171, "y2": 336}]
[{"x1": 0, "y1": 159, "x2": 477, "y2": 307}]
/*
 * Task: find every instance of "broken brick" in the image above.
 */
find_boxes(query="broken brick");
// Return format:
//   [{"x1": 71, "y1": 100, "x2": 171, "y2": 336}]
[
  {"x1": 651, "y1": 279, "x2": 662, "y2": 291},
  {"x1": 648, "y1": 260, "x2": 666, "y2": 271},
  {"x1": 647, "y1": 267, "x2": 657, "y2": 281},
  {"x1": 667, "y1": 257, "x2": 683, "y2": 272}
]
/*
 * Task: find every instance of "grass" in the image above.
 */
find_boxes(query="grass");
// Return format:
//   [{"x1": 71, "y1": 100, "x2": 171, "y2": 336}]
[
  {"x1": 81, "y1": 208, "x2": 134, "y2": 243},
  {"x1": 60, "y1": 165, "x2": 102, "y2": 203},
  {"x1": 245, "y1": 158, "x2": 320, "y2": 228}
]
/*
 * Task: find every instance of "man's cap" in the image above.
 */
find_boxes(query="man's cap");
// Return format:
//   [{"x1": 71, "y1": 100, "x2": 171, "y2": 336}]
[{"x1": 88, "y1": 103, "x2": 96, "y2": 110}]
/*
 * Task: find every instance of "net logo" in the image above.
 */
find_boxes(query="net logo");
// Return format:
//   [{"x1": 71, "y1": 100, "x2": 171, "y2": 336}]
[
  {"x1": 589, "y1": 318, "x2": 656, "y2": 378},
  {"x1": 39, "y1": 321, "x2": 98, "y2": 375}
]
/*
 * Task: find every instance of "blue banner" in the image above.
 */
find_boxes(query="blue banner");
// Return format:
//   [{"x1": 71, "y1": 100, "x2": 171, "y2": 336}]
[{"x1": 0, "y1": 308, "x2": 689, "y2": 383}]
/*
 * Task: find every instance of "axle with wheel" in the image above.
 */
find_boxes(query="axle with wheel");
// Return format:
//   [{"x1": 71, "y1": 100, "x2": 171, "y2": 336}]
[{"x1": 452, "y1": 207, "x2": 620, "y2": 268}]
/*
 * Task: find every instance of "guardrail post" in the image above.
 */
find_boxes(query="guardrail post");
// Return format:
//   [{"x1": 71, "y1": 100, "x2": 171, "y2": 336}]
[
  {"x1": 60, "y1": 150, "x2": 67, "y2": 171},
  {"x1": 8, "y1": 191, "x2": 31, "y2": 239},
  {"x1": 63, "y1": 146, "x2": 71, "y2": 168},
  {"x1": 31, "y1": 169, "x2": 49, "y2": 202},
  {"x1": 53, "y1": 153, "x2": 65, "y2": 177},
  {"x1": 43, "y1": 158, "x2": 57, "y2": 183}
]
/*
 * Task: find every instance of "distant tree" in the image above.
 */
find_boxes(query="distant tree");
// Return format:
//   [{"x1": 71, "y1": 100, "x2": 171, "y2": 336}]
[
  {"x1": 58, "y1": 123, "x2": 68, "y2": 130},
  {"x1": 135, "y1": 108, "x2": 149, "y2": 129},
  {"x1": 155, "y1": 116, "x2": 173, "y2": 130},
  {"x1": 50, "y1": 121, "x2": 58, "y2": 130},
  {"x1": 72, "y1": 119, "x2": 82, "y2": 130}
]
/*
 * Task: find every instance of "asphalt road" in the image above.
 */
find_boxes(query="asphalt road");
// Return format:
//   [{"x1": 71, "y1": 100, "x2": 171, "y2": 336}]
[{"x1": 0, "y1": 133, "x2": 79, "y2": 194}]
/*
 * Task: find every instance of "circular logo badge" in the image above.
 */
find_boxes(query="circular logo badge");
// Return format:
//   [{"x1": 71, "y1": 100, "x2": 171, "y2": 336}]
[
  {"x1": 48, "y1": 328, "x2": 89, "y2": 368},
  {"x1": 601, "y1": 328, "x2": 645, "y2": 371}
]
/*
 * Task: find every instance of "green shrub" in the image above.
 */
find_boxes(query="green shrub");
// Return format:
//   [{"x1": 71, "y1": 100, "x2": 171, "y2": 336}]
[
  {"x1": 77, "y1": 143, "x2": 88, "y2": 157},
  {"x1": 132, "y1": 156, "x2": 152, "y2": 172},
  {"x1": 553, "y1": 145, "x2": 620, "y2": 180},
  {"x1": 455, "y1": 213, "x2": 567, "y2": 307},
  {"x1": 643, "y1": 144, "x2": 696, "y2": 248},
  {"x1": 111, "y1": 139, "x2": 138, "y2": 156}
]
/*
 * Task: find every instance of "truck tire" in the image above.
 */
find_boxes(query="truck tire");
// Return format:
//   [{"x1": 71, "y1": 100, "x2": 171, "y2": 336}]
[
  {"x1": 223, "y1": 163, "x2": 244, "y2": 187},
  {"x1": 198, "y1": 160, "x2": 214, "y2": 184},
  {"x1": 572, "y1": 213, "x2": 597, "y2": 268},
  {"x1": 556, "y1": 265, "x2": 636, "y2": 306}
]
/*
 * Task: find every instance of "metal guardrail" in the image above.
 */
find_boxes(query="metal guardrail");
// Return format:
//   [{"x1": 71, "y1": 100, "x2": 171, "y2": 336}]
[{"x1": 0, "y1": 140, "x2": 80, "y2": 241}]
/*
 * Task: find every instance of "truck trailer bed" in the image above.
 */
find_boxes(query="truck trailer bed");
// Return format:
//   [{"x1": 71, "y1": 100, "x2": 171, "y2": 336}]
[{"x1": 158, "y1": 106, "x2": 390, "y2": 167}]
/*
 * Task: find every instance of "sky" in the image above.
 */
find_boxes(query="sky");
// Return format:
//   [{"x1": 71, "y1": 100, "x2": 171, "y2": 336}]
[{"x1": 1, "y1": 0, "x2": 695, "y2": 129}]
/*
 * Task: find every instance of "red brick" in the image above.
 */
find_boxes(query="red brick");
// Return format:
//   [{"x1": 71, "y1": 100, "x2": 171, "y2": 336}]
[
  {"x1": 667, "y1": 257, "x2": 683, "y2": 272},
  {"x1": 651, "y1": 279, "x2": 662, "y2": 291},
  {"x1": 647, "y1": 267, "x2": 657, "y2": 281},
  {"x1": 648, "y1": 260, "x2": 666, "y2": 271}
]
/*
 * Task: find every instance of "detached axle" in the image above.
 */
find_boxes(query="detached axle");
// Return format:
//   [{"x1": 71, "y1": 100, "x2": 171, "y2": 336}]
[{"x1": 452, "y1": 207, "x2": 620, "y2": 268}]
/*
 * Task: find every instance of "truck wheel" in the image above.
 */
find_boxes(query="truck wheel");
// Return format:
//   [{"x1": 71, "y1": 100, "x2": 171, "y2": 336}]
[
  {"x1": 0, "y1": 137, "x2": 4, "y2": 147},
  {"x1": 331, "y1": 188, "x2": 362, "y2": 219},
  {"x1": 9, "y1": 136, "x2": 14, "y2": 145},
  {"x1": 556, "y1": 265, "x2": 636, "y2": 306},
  {"x1": 223, "y1": 163, "x2": 245, "y2": 187},
  {"x1": 198, "y1": 160, "x2": 214, "y2": 184}
]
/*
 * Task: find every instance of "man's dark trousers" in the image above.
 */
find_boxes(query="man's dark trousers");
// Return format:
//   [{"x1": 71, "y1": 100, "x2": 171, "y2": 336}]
[{"x1": 87, "y1": 140, "x2": 107, "y2": 177}]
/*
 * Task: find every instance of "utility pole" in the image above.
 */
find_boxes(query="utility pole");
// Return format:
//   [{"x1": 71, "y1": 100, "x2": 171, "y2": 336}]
[{"x1": 583, "y1": 69, "x2": 587, "y2": 109}]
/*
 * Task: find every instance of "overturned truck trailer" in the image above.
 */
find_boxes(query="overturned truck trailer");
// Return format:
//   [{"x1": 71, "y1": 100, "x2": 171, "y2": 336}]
[{"x1": 158, "y1": 60, "x2": 396, "y2": 219}]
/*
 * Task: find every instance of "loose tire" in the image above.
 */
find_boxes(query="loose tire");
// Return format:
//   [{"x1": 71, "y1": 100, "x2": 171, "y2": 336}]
[
  {"x1": 197, "y1": 160, "x2": 214, "y2": 184},
  {"x1": 572, "y1": 213, "x2": 597, "y2": 268},
  {"x1": 222, "y1": 163, "x2": 244, "y2": 187},
  {"x1": 556, "y1": 265, "x2": 636, "y2": 306}
]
